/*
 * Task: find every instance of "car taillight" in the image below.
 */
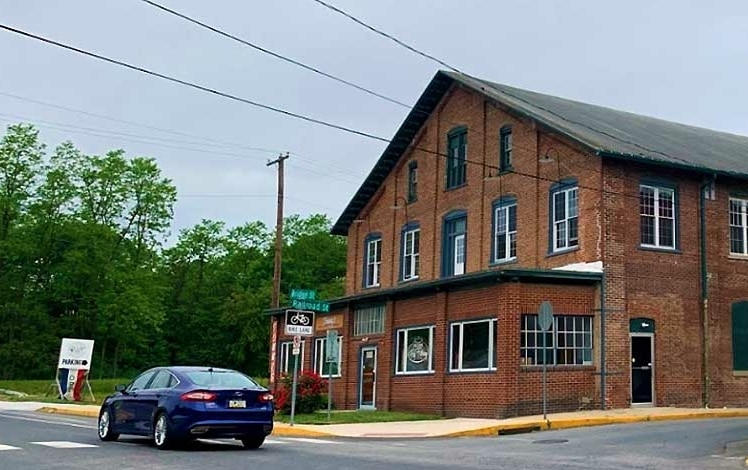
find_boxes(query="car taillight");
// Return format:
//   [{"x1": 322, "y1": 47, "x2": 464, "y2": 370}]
[
  {"x1": 258, "y1": 393, "x2": 274, "y2": 403},
  {"x1": 180, "y1": 391, "x2": 217, "y2": 402}
]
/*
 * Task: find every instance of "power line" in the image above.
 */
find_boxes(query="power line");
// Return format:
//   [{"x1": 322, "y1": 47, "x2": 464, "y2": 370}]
[
  {"x1": 309, "y1": 1, "x2": 697, "y2": 169},
  {"x1": 0, "y1": 90, "x2": 366, "y2": 178},
  {"x1": 138, "y1": 0, "x2": 410, "y2": 109},
  {"x1": 0, "y1": 23, "x2": 390, "y2": 144},
  {"x1": 0, "y1": 22, "x2": 671, "y2": 202},
  {"x1": 310, "y1": 0, "x2": 463, "y2": 73}
]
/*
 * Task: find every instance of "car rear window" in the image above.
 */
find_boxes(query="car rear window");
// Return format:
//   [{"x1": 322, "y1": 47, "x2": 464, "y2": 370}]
[{"x1": 185, "y1": 370, "x2": 263, "y2": 389}]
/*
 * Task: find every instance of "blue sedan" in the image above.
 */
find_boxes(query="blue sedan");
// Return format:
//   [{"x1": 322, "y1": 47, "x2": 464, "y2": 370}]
[{"x1": 97, "y1": 366, "x2": 274, "y2": 449}]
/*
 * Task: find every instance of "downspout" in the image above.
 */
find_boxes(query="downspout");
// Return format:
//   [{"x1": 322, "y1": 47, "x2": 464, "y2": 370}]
[
  {"x1": 600, "y1": 272, "x2": 606, "y2": 410},
  {"x1": 699, "y1": 177, "x2": 714, "y2": 408}
]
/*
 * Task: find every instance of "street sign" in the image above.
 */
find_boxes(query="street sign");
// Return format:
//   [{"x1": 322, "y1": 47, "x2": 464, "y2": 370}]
[
  {"x1": 538, "y1": 301, "x2": 554, "y2": 332},
  {"x1": 290, "y1": 289, "x2": 316, "y2": 301},
  {"x1": 291, "y1": 298, "x2": 330, "y2": 312},
  {"x1": 292, "y1": 335, "x2": 301, "y2": 356},
  {"x1": 285, "y1": 309, "x2": 315, "y2": 336},
  {"x1": 325, "y1": 330, "x2": 339, "y2": 363}
]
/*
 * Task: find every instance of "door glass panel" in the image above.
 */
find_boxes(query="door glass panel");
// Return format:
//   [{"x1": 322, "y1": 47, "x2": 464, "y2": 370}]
[
  {"x1": 147, "y1": 371, "x2": 172, "y2": 389},
  {"x1": 360, "y1": 348, "x2": 377, "y2": 407},
  {"x1": 128, "y1": 371, "x2": 156, "y2": 392},
  {"x1": 631, "y1": 336, "x2": 653, "y2": 403}
]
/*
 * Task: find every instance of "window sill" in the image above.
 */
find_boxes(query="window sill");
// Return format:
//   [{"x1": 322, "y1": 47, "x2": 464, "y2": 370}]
[
  {"x1": 546, "y1": 246, "x2": 580, "y2": 258},
  {"x1": 447, "y1": 368, "x2": 497, "y2": 375},
  {"x1": 399, "y1": 276, "x2": 420, "y2": 284},
  {"x1": 733, "y1": 371, "x2": 748, "y2": 377},
  {"x1": 394, "y1": 371, "x2": 435, "y2": 377},
  {"x1": 362, "y1": 284, "x2": 381, "y2": 290},
  {"x1": 639, "y1": 245, "x2": 681, "y2": 254},
  {"x1": 490, "y1": 258, "x2": 518, "y2": 267},
  {"x1": 521, "y1": 364, "x2": 595, "y2": 372},
  {"x1": 728, "y1": 254, "x2": 748, "y2": 261},
  {"x1": 445, "y1": 182, "x2": 467, "y2": 192}
]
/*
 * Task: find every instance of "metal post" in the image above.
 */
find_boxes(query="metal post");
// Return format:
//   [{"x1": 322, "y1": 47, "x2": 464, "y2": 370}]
[
  {"x1": 542, "y1": 330, "x2": 547, "y2": 421},
  {"x1": 327, "y1": 366, "x2": 333, "y2": 421},
  {"x1": 290, "y1": 352, "x2": 299, "y2": 426}
]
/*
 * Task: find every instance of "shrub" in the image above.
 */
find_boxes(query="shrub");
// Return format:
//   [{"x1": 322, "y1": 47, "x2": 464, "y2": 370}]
[{"x1": 273, "y1": 371, "x2": 327, "y2": 415}]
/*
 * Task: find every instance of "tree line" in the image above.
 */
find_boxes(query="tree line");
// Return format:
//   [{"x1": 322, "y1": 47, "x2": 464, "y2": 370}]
[{"x1": 0, "y1": 124, "x2": 346, "y2": 380}]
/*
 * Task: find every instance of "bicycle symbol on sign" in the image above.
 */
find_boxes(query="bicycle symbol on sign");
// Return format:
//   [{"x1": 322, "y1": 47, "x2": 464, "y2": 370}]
[{"x1": 290, "y1": 311, "x2": 310, "y2": 326}]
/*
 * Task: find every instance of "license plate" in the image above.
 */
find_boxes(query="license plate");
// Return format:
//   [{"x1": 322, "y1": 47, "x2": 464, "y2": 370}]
[{"x1": 228, "y1": 399, "x2": 246, "y2": 408}]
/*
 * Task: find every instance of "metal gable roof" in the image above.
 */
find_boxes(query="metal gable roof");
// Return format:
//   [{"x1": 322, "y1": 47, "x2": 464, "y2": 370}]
[{"x1": 331, "y1": 70, "x2": 748, "y2": 236}]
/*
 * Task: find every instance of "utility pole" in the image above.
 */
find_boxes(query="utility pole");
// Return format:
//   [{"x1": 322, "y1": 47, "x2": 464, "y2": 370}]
[{"x1": 267, "y1": 152, "x2": 289, "y2": 309}]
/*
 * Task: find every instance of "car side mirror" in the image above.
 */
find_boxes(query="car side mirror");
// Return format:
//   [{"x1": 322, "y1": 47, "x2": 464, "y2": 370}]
[{"x1": 115, "y1": 384, "x2": 127, "y2": 393}]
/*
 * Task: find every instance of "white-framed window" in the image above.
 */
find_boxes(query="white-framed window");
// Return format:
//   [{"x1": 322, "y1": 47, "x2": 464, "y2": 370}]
[
  {"x1": 443, "y1": 213, "x2": 467, "y2": 277},
  {"x1": 402, "y1": 228, "x2": 420, "y2": 281},
  {"x1": 314, "y1": 336, "x2": 342, "y2": 377},
  {"x1": 552, "y1": 186, "x2": 579, "y2": 252},
  {"x1": 353, "y1": 304, "x2": 385, "y2": 336},
  {"x1": 454, "y1": 234, "x2": 465, "y2": 275},
  {"x1": 364, "y1": 237, "x2": 382, "y2": 287},
  {"x1": 640, "y1": 184, "x2": 676, "y2": 249},
  {"x1": 494, "y1": 202, "x2": 517, "y2": 262},
  {"x1": 520, "y1": 315, "x2": 593, "y2": 366},
  {"x1": 730, "y1": 197, "x2": 748, "y2": 255},
  {"x1": 395, "y1": 326, "x2": 434, "y2": 374},
  {"x1": 279, "y1": 340, "x2": 305, "y2": 374},
  {"x1": 449, "y1": 319, "x2": 497, "y2": 372}
]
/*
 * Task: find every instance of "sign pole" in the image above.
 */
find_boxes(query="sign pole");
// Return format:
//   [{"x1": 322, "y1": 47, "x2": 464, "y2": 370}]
[
  {"x1": 290, "y1": 350, "x2": 299, "y2": 427},
  {"x1": 538, "y1": 301, "x2": 554, "y2": 423},
  {"x1": 542, "y1": 330, "x2": 547, "y2": 421},
  {"x1": 327, "y1": 365, "x2": 333, "y2": 421}
]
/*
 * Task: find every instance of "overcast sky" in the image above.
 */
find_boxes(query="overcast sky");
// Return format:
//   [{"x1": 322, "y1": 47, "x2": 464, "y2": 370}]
[{"x1": 2, "y1": 0, "x2": 747, "y2": 242}]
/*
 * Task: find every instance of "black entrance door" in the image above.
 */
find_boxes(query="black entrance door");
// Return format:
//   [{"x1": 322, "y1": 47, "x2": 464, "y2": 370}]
[{"x1": 631, "y1": 335, "x2": 653, "y2": 404}]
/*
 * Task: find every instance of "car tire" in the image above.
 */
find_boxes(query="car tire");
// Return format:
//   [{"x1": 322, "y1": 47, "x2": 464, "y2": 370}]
[
  {"x1": 98, "y1": 408, "x2": 119, "y2": 442},
  {"x1": 153, "y1": 412, "x2": 174, "y2": 450},
  {"x1": 241, "y1": 435, "x2": 265, "y2": 449}
]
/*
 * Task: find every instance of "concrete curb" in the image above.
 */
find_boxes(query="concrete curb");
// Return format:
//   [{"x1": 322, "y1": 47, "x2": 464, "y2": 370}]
[
  {"x1": 36, "y1": 405, "x2": 335, "y2": 438},
  {"x1": 38, "y1": 406, "x2": 99, "y2": 418},
  {"x1": 34, "y1": 405, "x2": 748, "y2": 439},
  {"x1": 444, "y1": 410, "x2": 748, "y2": 438}
]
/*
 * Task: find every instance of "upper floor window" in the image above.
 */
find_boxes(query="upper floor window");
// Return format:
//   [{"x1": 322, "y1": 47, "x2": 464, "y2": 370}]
[
  {"x1": 442, "y1": 211, "x2": 467, "y2": 277},
  {"x1": 446, "y1": 127, "x2": 467, "y2": 189},
  {"x1": 640, "y1": 183, "x2": 676, "y2": 250},
  {"x1": 401, "y1": 223, "x2": 420, "y2": 281},
  {"x1": 364, "y1": 234, "x2": 381, "y2": 288},
  {"x1": 729, "y1": 198, "x2": 748, "y2": 255},
  {"x1": 520, "y1": 315, "x2": 592, "y2": 366},
  {"x1": 499, "y1": 126, "x2": 513, "y2": 171},
  {"x1": 550, "y1": 181, "x2": 579, "y2": 252},
  {"x1": 353, "y1": 304, "x2": 386, "y2": 336},
  {"x1": 732, "y1": 301, "x2": 748, "y2": 371},
  {"x1": 407, "y1": 161, "x2": 418, "y2": 203},
  {"x1": 493, "y1": 198, "x2": 517, "y2": 263}
]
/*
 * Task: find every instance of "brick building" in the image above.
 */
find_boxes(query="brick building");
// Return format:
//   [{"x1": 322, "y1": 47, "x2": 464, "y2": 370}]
[{"x1": 268, "y1": 71, "x2": 748, "y2": 418}]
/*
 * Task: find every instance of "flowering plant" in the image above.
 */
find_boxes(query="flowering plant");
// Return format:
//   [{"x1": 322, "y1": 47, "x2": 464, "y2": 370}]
[{"x1": 273, "y1": 371, "x2": 327, "y2": 414}]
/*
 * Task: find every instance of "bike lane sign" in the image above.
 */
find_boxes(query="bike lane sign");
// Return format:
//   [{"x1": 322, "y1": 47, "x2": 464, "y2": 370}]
[{"x1": 285, "y1": 309, "x2": 315, "y2": 336}]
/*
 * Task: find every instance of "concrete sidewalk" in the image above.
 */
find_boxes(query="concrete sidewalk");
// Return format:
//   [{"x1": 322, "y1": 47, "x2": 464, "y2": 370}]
[{"x1": 19, "y1": 401, "x2": 748, "y2": 439}]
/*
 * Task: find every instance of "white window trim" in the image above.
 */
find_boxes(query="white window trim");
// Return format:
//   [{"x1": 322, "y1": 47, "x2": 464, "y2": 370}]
[
  {"x1": 453, "y1": 233, "x2": 466, "y2": 275},
  {"x1": 314, "y1": 336, "x2": 343, "y2": 378},
  {"x1": 494, "y1": 203, "x2": 517, "y2": 263},
  {"x1": 729, "y1": 197, "x2": 748, "y2": 256},
  {"x1": 552, "y1": 186, "x2": 579, "y2": 252},
  {"x1": 395, "y1": 326, "x2": 435, "y2": 375},
  {"x1": 449, "y1": 319, "x2": 497, "y2": 372},
  {"x1": 640, "y1": 184, "x2": 676, "y2": 250},
  {"x1": 365, "y1": 238, "x2": 381, "y2": 287},
  {"x1": 279, "y1": 341, "x2": 305, "y2": 374},
  {"x1": 402, "y1": 228, "x2": 420, "y2": 281}
]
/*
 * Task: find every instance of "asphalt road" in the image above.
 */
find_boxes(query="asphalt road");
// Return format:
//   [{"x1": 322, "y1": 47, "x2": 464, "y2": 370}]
[{"x1": 0, "y1": 411, "x2": 747, "y2": 469}]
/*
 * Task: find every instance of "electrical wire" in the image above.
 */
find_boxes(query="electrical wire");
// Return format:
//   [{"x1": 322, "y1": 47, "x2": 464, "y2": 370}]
[{"x1": 139, "y1": 0, "x2": 410, "y2": 109}]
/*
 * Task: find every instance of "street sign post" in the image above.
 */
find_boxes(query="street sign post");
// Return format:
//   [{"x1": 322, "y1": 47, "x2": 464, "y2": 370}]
[
  {"x1": 325, "y1": 329, "x2": 339, "y2": 420},
  {"x1": 538, "y1": 301, "x2": 554, "y2": 421},
  {"x1": 285, "y1": 310, "x2": 315, "y2": 426}
]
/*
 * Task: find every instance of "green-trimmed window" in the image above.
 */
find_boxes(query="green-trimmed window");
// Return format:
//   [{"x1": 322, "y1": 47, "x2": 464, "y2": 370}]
[
  {"x1": 499, "y1": 125, "x2": 513, "y2": 171},
  {"x1": 733, "y1": 302, "x2": 748, "y2": 371},
  {"x1": 446, "y1": 128, "x2": 467, "y2": 189}
]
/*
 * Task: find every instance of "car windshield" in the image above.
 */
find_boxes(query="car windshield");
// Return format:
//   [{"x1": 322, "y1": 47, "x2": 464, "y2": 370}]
[{"x1": 185, "y1": 370, "x2": 262, "y2": 389}]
